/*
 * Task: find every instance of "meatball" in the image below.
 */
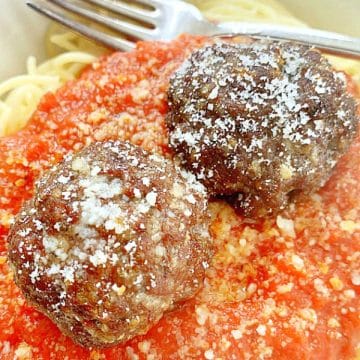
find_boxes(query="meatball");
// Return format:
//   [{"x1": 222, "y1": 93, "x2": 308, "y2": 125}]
[
  {"x1": 166, "y1": 40, "x2": 359, "y2": 217},
  {"x1": 8, "y1": 140, "x2": 212, "y2": 348}
]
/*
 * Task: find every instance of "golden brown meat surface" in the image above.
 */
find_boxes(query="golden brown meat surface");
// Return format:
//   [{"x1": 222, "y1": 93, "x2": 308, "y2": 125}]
[
  {"x1": 166, "y1": 41, "x2": 359, "y2": 217},
  {"x1": 8, "y1": 140, "x2": 212, "y2": 348}
]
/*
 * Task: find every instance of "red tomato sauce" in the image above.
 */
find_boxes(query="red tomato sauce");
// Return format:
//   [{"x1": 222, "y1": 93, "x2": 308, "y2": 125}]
[{"x1": 0, "y1": 35, "x2": 359, "y2": 360}]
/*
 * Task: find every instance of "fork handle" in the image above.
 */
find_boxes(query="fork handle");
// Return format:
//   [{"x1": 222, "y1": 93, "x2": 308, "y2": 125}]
[{"x1": 216, "y1": 22, "x2": 360, "y2": 59}]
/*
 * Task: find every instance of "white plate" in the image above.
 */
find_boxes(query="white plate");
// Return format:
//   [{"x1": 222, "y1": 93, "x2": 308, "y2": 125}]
[{"x1": 1, "y1": 0, "x2": 359, "y2": 80}]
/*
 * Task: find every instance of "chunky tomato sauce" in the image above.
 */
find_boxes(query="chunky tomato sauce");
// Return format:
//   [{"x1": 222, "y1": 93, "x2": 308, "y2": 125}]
[{"x1": 0, "y1": 35, "x2": 359, "y2": 360}]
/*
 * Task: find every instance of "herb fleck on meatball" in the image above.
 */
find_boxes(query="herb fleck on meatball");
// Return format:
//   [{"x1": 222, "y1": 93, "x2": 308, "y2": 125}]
[
  {"x1": 8, "y1": 140, "x2": 212, "y2": 348},
  {"x1": 166, "y1": 41, "x2": 359, "y2": 217}
]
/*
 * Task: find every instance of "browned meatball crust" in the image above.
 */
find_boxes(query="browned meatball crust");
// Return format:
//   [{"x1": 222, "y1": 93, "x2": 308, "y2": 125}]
[
  {"x1": 166, "y1": 40, "x2": 359, "y2": 217},
  {"x1": 8, "y1": 140, "x2": 212, "y2": 348}
]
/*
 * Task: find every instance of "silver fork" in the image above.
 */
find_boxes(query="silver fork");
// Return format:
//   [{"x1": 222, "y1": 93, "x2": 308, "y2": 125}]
[{"x1": 26, "y1": 0, "x2": 360, "y2": 58}]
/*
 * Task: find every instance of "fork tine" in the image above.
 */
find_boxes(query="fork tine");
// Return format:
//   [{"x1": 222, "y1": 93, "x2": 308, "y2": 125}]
[
  {"x1": 85, "y1": 0, "x2": 158, "y2": 24},
  {"x1": 132, "y1": 0, "x2": 165, "y2": 7},
  {"x1": 48, "y1": 0, "x2": 155, "y2": 41},
  {"x1": 131, "y1": 0, "x2": 183, "y2": 9},
  {"x1": 26, "y1": 0, "x2": 135, "y2": 51}
]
